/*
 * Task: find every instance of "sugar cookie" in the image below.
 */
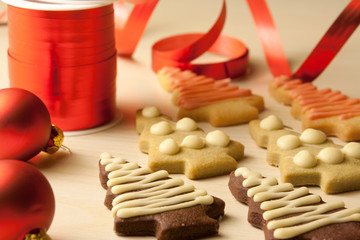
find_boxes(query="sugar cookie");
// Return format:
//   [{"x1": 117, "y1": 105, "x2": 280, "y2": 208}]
[
  {"x1": 269, "y1": 75, "x2": 360, "y2": 141},
  {"x1": 249, "y1": 115, "x2": 360, "y2": 193},
  {"x1": 136, "y1": 106, "x2": 244, "y2": 179},
  {"x1": 157, "y1": 67, "x2": 264, "y2": 127}
]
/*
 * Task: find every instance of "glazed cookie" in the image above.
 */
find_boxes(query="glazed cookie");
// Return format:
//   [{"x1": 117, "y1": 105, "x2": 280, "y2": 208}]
[
  {"x1": 269, "y1": 75, "x2": 360, "y2": 141},
  {"x1": 99, "y1": 152, "x2": 225, "y2": 240},
  {"x1": 249, "y1": 115, "x2": 360, "y2": 193},
  {"x1": 136, "y1": 106, "x2": 244, "y2": 179},
  {"x1": 228, "y1": 167, "x2": 360, "y2": 240},
  {"x1": 157, "y1": 67, "x2": 264, "y2": 127}
]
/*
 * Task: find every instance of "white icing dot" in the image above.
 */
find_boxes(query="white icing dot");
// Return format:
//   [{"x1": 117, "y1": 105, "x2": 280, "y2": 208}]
[
  {"x1": 100, "y1": 152, "x2": 112, "y2": 159},
  {"x1": 205, "y1": 130, "x2": 230, "y2": 147},
  {"x1": 181, "y1": 135, "x2": 204, "y2": 149},
  {"x1": 260, "y1": 115, "x2": 284, "y2": 130},
  {"x1": 277, "y1": 135, "x2": 301, "y2": 150},
  {"x1": 342, "y1": 142, "x2": 360, "y2": 159},
  {"x1": 293, "y1": 150, "x2": 317, "y2": 168},
  {"x1": 300, "y1": 128, "x2": 327, "y2": 144},
  {"x1": 176, "y1": 117, "x2": 197, "y2": 131},
  {"x1": 142, "y1": 106, "x2": 160, "y2": 118},
  {"x1": 159, "y1": 139, "x2": 180, "y2": 155},
  {"x1": 317, "y1": 147, "x2": 344, "y2": 164},
  {"x1": 150, "y1": 121, "x2": 173, "y2": 135}
]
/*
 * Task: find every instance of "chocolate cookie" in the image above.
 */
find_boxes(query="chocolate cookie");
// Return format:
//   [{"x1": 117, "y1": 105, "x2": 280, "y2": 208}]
[
  {"x1": 99, "y1": 152, "x2": 225, "y2": 240},
  {"x1": 228, "y1": 167, "x2": 360, "y2": 240}
]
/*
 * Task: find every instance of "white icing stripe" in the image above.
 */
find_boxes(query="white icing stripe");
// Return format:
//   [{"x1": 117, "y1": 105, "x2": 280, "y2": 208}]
[
  {"x1": 236, "y1": 167, "x2": 360, "y2": 239},
  {"x1": 100, "y1": 153, "x2": 214, "y2": 219}
]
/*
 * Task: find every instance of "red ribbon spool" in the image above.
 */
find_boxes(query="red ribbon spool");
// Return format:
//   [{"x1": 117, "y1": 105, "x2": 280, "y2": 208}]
[{"x1": 7, "y1": 4, "x2": 117, "y2": 131}]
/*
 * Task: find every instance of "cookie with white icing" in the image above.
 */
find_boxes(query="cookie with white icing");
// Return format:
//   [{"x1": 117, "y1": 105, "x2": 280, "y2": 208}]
[
  {"x1": 99, "y1": 152, "x2": 225, "y2": 240},
  {"x1": 249, "y1": 115, "x2": 360, "y2": 193},
  {"x1": 269, "y1": 75, "x2": 360, "y2": 141},
  {"x1": 157, "y1": 67, "x2": 264, "y2": 127},
  {"x1": 229, "y1": 167, "x2": 360, "y2": 240},
  {"x1": 136, "y1": 106, "x2": 244, "y2": 179}
]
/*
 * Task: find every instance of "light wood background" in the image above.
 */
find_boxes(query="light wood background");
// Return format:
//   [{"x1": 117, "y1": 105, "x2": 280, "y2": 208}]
[{"x1": 0, "y1": 0, "x2": 359, "y2": 239}]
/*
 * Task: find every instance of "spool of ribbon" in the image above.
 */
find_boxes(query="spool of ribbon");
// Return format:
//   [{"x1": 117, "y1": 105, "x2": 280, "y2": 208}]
[
  {"x1": 246, "y1": 0, "x2": 360, "y2": 82},
  {"x1": 5, "y1": 1, "x2": 117, "y2": 131}
]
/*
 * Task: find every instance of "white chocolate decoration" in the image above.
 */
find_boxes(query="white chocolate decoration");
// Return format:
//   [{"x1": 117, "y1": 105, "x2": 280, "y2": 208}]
[
  {"x1": 205, "y1": 130, "x2": 230, "y2": 147},
  {"x1": 100, "y1": 153, "x2": 214, "y2": 219},
  {"x1": 293, "y1": 150, "x2": 317, "y2": 168},
  {"x1": 142, "y1": 106, "x2": 161, "y2": 118},
  {"x1": 176, "y1": 117, "x2": 198, "y2": 131},
  {"x1": 150, "y1": 121, "x2": 173, "y2": 135},
  {"x1": 277, "y1": 135, "x2": 301, "y2": 150},
  {"x1": 300, "y1": 128, "x2": 327, "y2": 144},
  {"x1": 260, "y1": 115, "x2": 284, "y2": 130},
  {"x1": 159, "y1": 139, "x2": 180, "y2": 155},
  {"x1": 181, "y1": 135, "x2": 204, "y2": 149},
  {"x1": 342, "y1": 142, "x2": 360, "y2": 159},
  {"x1": 236, "y1": 167, "x2": 360, "y2": 239},
  {"x1": 317, "y1": 147, "x2": 344, "y2": 164}
]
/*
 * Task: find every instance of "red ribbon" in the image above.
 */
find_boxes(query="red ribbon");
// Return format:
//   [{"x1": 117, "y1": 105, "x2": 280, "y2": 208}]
[
  {"x1": 114, "y1": 0, "x2": 159, "y2": 56},
  {"x1": 115, "y1": 0, "x2": 249, "y2": 80},
  {"x1": 7, "y1": 4, "x2": 117, "y2": 131},
  {"x1": 0, "y1": 10, "x2": 6, "y2": 22},
  {"x1": 247, "y1": 0, "x2": 360, "y2": 82}
]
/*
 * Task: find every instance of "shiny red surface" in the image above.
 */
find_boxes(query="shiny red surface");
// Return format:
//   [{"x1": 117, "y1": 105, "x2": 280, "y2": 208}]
[
  {"x1": 0, "y1": 88, "x2": 51, "y2": 161},
  {"x1": 114, "y1": 0, "x2": 248, "y2": 80},
  {"x1": 0, "y1": 160, "x2": 55, "y2": 240},
  {"x1": 114, "y1": 0, "x2": 159, "y2": 56},
  {"x1": 151, "y1": 0, "x2": 248, "y2": 80},
  {"x1": 247, "y1": 0, "x2": 360, "y2": 82},
  {"x1": 7, "y1": 5, "x2": 117, "y2": 131}
]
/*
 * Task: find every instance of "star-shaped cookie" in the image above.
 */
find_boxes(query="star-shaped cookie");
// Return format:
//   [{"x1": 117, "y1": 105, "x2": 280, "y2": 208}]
[
  {"x1": 249, "y1": 115, "x2": 360, "y2": 193},
  {"x1": 136, "y1": 106, "x2": 244, "y2": 179}
]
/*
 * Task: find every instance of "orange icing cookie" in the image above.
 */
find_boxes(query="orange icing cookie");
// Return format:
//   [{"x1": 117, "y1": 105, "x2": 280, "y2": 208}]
[
  {"x1": 269, "y1": 75, "x2": 360, "y2": 141},
  {"x1": 136, "y1": 106, "x2": 244, "y2": 179},
  {"x1": 157, "y1": 67, "x2": 264, "y2": 127},
  {"x1": 249, "y1": 115, "x2": 360, "y2": 193}
]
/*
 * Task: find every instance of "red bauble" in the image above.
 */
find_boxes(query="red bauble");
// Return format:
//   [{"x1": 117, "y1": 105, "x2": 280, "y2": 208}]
[
  {"x1": 0, "y1": 160, "x2": 55, "y2": 240},
  {"x1": 0, "y1": 88, "x2": 51, "y2": 161}
]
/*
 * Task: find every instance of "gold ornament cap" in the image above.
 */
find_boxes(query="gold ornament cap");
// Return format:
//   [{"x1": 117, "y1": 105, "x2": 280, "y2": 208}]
[
  {"x1": 25, "y1": 229, "x2": 51, "y2": 240},
  {"x1": 43, "y1": 124, "x2": 64, "y2": 154}
]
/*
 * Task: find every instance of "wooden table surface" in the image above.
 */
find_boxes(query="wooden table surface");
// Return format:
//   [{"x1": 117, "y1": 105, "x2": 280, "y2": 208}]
[{"x1": 0, "y1": 0, "x2": 359, "y2": 239}]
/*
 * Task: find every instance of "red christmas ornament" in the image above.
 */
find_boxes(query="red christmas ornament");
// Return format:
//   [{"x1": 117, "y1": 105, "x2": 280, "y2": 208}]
[
  {"x1": 0, "y1": 160, "x2": 55, "y2": 240},
  {"x1": 0, "y1": 88, "x2": 64, "y2": 161}
]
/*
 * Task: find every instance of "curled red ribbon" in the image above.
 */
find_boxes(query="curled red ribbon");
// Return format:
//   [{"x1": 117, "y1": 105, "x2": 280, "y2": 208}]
[
  {"x1": 151, "y1": 0, "x2": 248, "y2": 80},
  {"x1": 247, "y1": 0, "x2": 360, "y2": 82},
  {"x1": 114, "y1": 0, "x2": 159, "y2": 56},
  {"x1": 115, "y1": 0, "x2": 249, "y2": 80},
  {"x1": 7, "y1": 4, "x2": 117, "y2": 131}
]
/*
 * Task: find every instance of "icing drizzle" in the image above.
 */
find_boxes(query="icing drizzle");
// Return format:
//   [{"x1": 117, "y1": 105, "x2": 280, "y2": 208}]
[
  {"x1": 274, "y1": 76, "x2": 360, "y2": 120},
  {"x1": 161, "y1": 67, "x2": 252, "y2": 110},
  {"x1": 235, "y1": 167, "x2": 360, "y2": 239},
  {"x1": 100, "y1": 152, "x2": 213, "y2": 218}
]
